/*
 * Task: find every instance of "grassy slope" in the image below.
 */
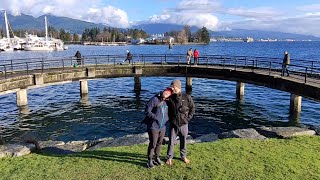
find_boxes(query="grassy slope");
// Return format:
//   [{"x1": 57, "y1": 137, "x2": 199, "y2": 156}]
[{"x1": 0, "y1": 136, "x2": 319, "y2": 180}]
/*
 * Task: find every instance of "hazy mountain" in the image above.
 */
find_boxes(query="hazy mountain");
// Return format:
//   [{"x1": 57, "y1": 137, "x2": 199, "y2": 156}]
[
  {"x1": 1, "y1": 13, "x2": 319, "y2": 40},
  {"x1": 0, "y1": 13, "x2": 105, "y2": 34},
  {"x1": 213, "y1": 29, "x2": 320, "y2": 41}
]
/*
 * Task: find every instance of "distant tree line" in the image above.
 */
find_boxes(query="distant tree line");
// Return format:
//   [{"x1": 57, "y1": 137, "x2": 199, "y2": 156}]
[
  {"x1": 165, "y1": 26, "x2": 210, "y2": 44},
  {"x1": 0, "y1": 25, "x2": 210, "y2": 44},
  {"x1": 0, "y1": 26, "x2": 148, "y2": 42}
]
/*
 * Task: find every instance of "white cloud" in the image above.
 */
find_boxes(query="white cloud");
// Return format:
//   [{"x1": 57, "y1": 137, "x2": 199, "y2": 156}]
[
  {"x1": 0, "y1": 0, "x2": 130, "y2": 28},
  {"x1": 146, "y1": 0, "x2": 220, "y2": 30},
  {"x1": 298, "y1": 4, "x2": 320, "y2": 12},
  {"x1": 226, "y1": 7, "x2": 282, "y2": 20}
]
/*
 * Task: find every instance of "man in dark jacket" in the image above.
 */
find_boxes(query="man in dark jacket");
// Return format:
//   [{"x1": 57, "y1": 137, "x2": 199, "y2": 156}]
[
  {"x1": 282, "y1": 51, "x2": 290, "y2": 76},
  {"x1": 74, "y1": 50, "x2": 82, "y2": 66},
  {"x1": 145, "y1": 87, "x2": 173, "y2": 168},
  {"x1": 124, "y1": 50, "x2": 133, "y2": 64},
  {"x1": 166, "y1": 79, "x2": 195, "y2": 165}
]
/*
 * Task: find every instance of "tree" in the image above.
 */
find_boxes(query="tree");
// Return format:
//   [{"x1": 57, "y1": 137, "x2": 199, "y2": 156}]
[
  {"x1": 73, "y1": 33, "x2": 80, "y2": 42},
  {"x1": 177, "y1": 29, "x2": 188, "y2": 44},
  {"x1": 200, "y1": 26, "x2": 210, "y2": 44}
]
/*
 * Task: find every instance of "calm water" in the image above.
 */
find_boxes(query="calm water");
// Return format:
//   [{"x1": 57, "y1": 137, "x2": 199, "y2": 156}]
[{"x1": 0, "y1": 42, "x2": 320, "y2": 143}]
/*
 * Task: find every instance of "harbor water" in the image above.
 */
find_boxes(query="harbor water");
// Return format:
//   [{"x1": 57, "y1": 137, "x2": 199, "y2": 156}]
[{"x1": 0, "y1": 42, "x2": 319, "y2": 143}]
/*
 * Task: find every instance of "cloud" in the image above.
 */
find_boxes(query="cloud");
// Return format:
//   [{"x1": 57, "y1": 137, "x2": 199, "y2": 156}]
[
  {"x1": 298, "y1": 4, "x2": 320, "y2": 12},
  {"x1": 220, "y1": 13, "x2": 320, "y2": 37},
  {"x1": 146, "y1": 0, "x2": 220, "y2": 30},
  {"x1": 225, "y1": 7, "x2": 283, "y2": 20},
  {"x1": 0, "y1": 0, "x2": 130, "y2": 28}
]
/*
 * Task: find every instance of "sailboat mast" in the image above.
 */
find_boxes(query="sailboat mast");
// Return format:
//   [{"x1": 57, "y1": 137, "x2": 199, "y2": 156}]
[
  {"x1": 4, "y1": 11, "x2": 11, "y2": 44},
  {"x1": 45, "y1": 16, "x2": 48, "y2": 43}
]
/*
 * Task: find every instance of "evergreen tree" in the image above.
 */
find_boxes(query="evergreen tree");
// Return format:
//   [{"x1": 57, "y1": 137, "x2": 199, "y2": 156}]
[{"x1": 200, "y1": 26, "x2": 210, "y2": 44}]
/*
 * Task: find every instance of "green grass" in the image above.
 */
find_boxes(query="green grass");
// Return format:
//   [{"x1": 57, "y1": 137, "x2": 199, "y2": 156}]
[{"x1": 1, "y1": 136, "x2": 320, "y2": 180}]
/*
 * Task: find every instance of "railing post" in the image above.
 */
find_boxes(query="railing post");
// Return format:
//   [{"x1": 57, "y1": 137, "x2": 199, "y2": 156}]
[
  {"x1": 252, "y1": 60, "x2": 255, "y2": 72},
  {"x1": 245, "y1": 57, "x2": 247, "y2": 67},
  {"x1": 95, "y1": 57, "x2": 97, "y2": 67},
  {"x1": 269, "y1": 62, "x2": 272, "y2": 75},
  {"x1": 161, "y1": 56, "x2": 163, "y2": 66},
  {"x1": 235, "y1": 58, "x2": 237, "y2": 70},
  {"x1": 178, "y1": 56, "x2": 180, "y2": 67},
  {"x1": 256, "y1": 59, "x2": 258, "y2": 68},
  {"x1": 223, "y1": 57, "x2": 226, "y2": 69},
  {"x1": 26, "y1": 62, "x2": 29, "y2": 75},
  {"x1": 311, "y1": 61, "x2": 314, "y2": 75},
  {"x1": 305, "y1": 67, "x2": 308, "y2": 83},
  {"x1": 114, "y1": 57, "x2": 116, "y2": 66},
  {"x1": 107, "y1": 55, "x2": 110, "y2": 64},
  {"x1": 4, "y1": 65, "x2": 7, "y2": 79},
  {"x1": 62, "y1": 59, "x2": 65, "y2": 71},
  {"x1": 206, "y1": 57, "x2": 209, "y2": 67},
  {"x1": 42, "y1": 58, "x2": 44, "y2": 73},
  {"x1": 165, "y1": 55, "x2": 167, "y2": 63},
  {"x1": 10, "y1": 60, "x2": 13, "y2": 72}
]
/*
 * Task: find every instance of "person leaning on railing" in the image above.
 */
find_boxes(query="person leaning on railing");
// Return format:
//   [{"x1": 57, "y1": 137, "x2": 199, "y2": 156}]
[{"x1": 282, "y1": 51, "x2": 290, "y2": 77}]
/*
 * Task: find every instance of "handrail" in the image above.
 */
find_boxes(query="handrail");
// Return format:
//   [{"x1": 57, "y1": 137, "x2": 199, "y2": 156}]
[{"x1": 0, "y1": 54, "x2": 319, "y2": 84}]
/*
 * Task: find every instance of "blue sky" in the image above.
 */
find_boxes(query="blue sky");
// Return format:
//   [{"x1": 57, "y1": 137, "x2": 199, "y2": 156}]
[{"x1": 1, "y1": 0, "x2": 320, "y2": 36}]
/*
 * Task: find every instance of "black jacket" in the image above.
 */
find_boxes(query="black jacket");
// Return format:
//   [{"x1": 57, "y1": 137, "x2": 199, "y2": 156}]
[{"x1": 166, "y1": 93, "x2": 195, "y2": 127}]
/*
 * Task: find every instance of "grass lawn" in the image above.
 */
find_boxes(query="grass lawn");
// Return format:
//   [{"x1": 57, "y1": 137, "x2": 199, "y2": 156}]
[{"x1": 0, "y1": 136, "x2": 319, "y2": 180}]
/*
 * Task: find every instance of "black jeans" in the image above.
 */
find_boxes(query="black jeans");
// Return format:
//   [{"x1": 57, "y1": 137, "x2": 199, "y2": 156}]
[{"x1": 147, "y1": 128, "x2": 166, "y2": 159}]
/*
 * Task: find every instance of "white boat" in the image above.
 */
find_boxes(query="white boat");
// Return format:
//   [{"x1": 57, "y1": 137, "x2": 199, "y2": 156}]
[
  {"x1": 0, "y1": 11, "x2": 13, "y2": 51},
  {"x1": 24, "y1": 16, "x2": 67, "y2": 51}
]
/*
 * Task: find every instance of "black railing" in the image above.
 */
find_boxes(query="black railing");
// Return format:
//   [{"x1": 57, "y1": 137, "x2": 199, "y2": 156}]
[{"x1": 0, "y1": 54, "x2": 320, "y2": 84}]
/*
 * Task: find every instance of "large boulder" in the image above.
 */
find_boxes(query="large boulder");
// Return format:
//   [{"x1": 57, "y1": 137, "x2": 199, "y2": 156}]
[
  {"x1": 219, "y1": 128, "x2": 266, "y2": 140},
  {"x1": 0, "y1": 143, "x2": 35, "y2": 158},
  {"x1": 256, "y1": 126, "x2": 316, "y2": 138},
  {"x1": 195, "y1": 133, "x2": 219, "y2": 142}
]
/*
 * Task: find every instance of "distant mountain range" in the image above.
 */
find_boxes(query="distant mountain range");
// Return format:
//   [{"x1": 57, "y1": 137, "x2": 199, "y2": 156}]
[{"x1": 1, "y1": 13, "x2": 319, "y2": 41}]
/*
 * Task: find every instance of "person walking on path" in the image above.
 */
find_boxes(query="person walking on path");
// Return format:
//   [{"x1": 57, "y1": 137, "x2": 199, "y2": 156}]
[
  {"x1": 187, "y1": 48, "x2": 193, "y2": 65},
  {"x1": 124, "y1": 50, "x2": 133, "y2": 64},
  {"x1": 74, "y1": 50, "x2": 82, "y2": 66},
  {"x1": 166, "y1": 79, "x2": 195, "y2": 166},
  {"x1": 144, "y1": 87, "x2": 173, "y2": 168},
  {"x1": 193, "y1": 49, "x2": 199, "y2": 66},
  {"x1": 282, "y1": 51, "x2": 290, "y2": 76}
]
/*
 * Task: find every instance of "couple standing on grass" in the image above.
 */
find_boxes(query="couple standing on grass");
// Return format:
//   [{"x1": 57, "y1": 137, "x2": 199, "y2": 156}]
[{"x1": 144, "y1": 79, "x2": 195, "y2": 168}]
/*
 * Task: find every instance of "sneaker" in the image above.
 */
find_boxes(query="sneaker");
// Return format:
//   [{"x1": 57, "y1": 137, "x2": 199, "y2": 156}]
[
  {"x1": 181, "y1": 157, "x2": 190, "y2": 164},
  {"x1": 154, "y1": 157, "x2": 164, "y2": 166},
  {"x1": 166, "y1": 159, "x2": 173, "y2": 166},
  {"x1": 147, "y1": 159, "x2": 155, "y2": 168}
]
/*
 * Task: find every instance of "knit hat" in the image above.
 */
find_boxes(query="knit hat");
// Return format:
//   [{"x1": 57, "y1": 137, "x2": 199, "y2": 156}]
[{"x1": 171, "y1": 79, "x2": 181, "y2": 89}]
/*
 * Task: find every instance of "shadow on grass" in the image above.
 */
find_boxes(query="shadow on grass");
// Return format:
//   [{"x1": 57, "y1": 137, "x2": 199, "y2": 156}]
[{"x1": 37, "y1": 147, "x2": 147, "y2": 167}]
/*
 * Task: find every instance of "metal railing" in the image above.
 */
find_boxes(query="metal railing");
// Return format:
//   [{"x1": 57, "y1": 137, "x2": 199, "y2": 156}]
[{"x1": 0, "y1": 54, "x2": 320, "y2": 84}]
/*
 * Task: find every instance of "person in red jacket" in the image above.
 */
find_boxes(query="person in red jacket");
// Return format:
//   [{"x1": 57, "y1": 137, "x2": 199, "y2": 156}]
[{"x1": 193, "y1": 49, "x2": 199, "y2": 66}]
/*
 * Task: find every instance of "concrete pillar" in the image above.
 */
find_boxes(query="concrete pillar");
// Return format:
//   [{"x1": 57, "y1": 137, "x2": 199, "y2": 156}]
[
  {"x1": 16, "y1": 89, "x2": 28, "y2": 106},
  {"x1": 87, "y1": 68, "x2": 96, "y2": 78},
  {"x1": 236, "y1": 82, "x2": 245, "y2": 100},
  {"x1": 134, "y1": 76, "x2": 141, "y2": 91},
  {"x1": 34, "y1": 73, "x2": 44, "y2": 85},
  {"x1": 186, "y1": 77, "x2": 192, "y2": 91},
  {"x1": 80, "y1": 80, "x2": 88, "y2": 98},
  {"x1": 134, "y1": 66, "x2": 142, "y2": 91},
  {"x1": 290, "y1": 94, "x2": 302, "y2": 116}
]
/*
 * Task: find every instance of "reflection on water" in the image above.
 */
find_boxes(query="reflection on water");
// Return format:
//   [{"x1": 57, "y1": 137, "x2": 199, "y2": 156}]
[{"x1": 0, "y1": 77, "x2": 319, "y2": 143}]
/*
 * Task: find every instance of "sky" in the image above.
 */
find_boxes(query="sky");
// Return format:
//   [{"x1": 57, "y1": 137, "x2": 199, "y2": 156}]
[{"x1": 1, "y1": 0, "x2": 320, "y2": 36}]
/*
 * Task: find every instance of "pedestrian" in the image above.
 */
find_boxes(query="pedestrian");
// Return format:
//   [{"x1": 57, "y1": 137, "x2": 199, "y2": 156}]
[
  {"x1": 193, "y1": 49, "x2": 199, "y2": 66},
  {"x1": 282, "y1": 51, "x2": 290, "y2": 76},
  {"x1": 74, "y1": 50, "x2": 82, "y2": 66},
  {"x1": 144, "y1": 87, "x2": 173, "y2": 168},
  {"x1": 187, "y1": 48, "x2": 193, "y2": 65},
  {"x1": 166, "y1": 79, "x2": 195, "y2": 166},
  {"x1": 124, "y1": 50, "x2": 133, "y2": 64}
]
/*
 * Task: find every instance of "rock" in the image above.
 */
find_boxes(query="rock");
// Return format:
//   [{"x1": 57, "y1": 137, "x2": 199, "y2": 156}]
[
  {"x1": 20, "y1": 132, "x2": 41, "y2": 150},
  {"x1": 195, "y1": 133, "x2": 219, "y2": 142},
  {"x1": 309, "y1": 125, "x2": 320, "y2": 135},
  {"x1": 219, "y1": 128, "x2": 266, "y2": 140},
  {"x1": 38, "y1": 140, "x2": 65, "y2": 149},
  {"x1": 256, "y1": 126, "x2": 316, "y2": 138},
  {"x1": 0, "y1": 143, "x2": 32, "y2": 158}
]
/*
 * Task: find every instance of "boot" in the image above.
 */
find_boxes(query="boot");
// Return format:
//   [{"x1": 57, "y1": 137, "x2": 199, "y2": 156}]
[
  {"x1": 154, "y1": 157, "x2": 163, "y2": 166},
  {"x1": 147, "y1": 158, "x2": 154, "y2": 168}
]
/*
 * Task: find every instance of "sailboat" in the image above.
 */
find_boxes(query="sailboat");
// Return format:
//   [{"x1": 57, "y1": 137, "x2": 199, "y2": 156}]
[
  {"x1": 24, "y1": 16, "x2": 67, "y2": 51},
  {"x1": 0, "y1": 10, "x2": 26, "y2": 51},
  {"x1": 0, "y1": 11, "x2": 14, "y2": 51}
]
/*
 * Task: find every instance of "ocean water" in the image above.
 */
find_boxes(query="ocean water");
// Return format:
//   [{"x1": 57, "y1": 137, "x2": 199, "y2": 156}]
[{"x1": 0, "y1": 42, "x2": 319, "y2": 142}]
